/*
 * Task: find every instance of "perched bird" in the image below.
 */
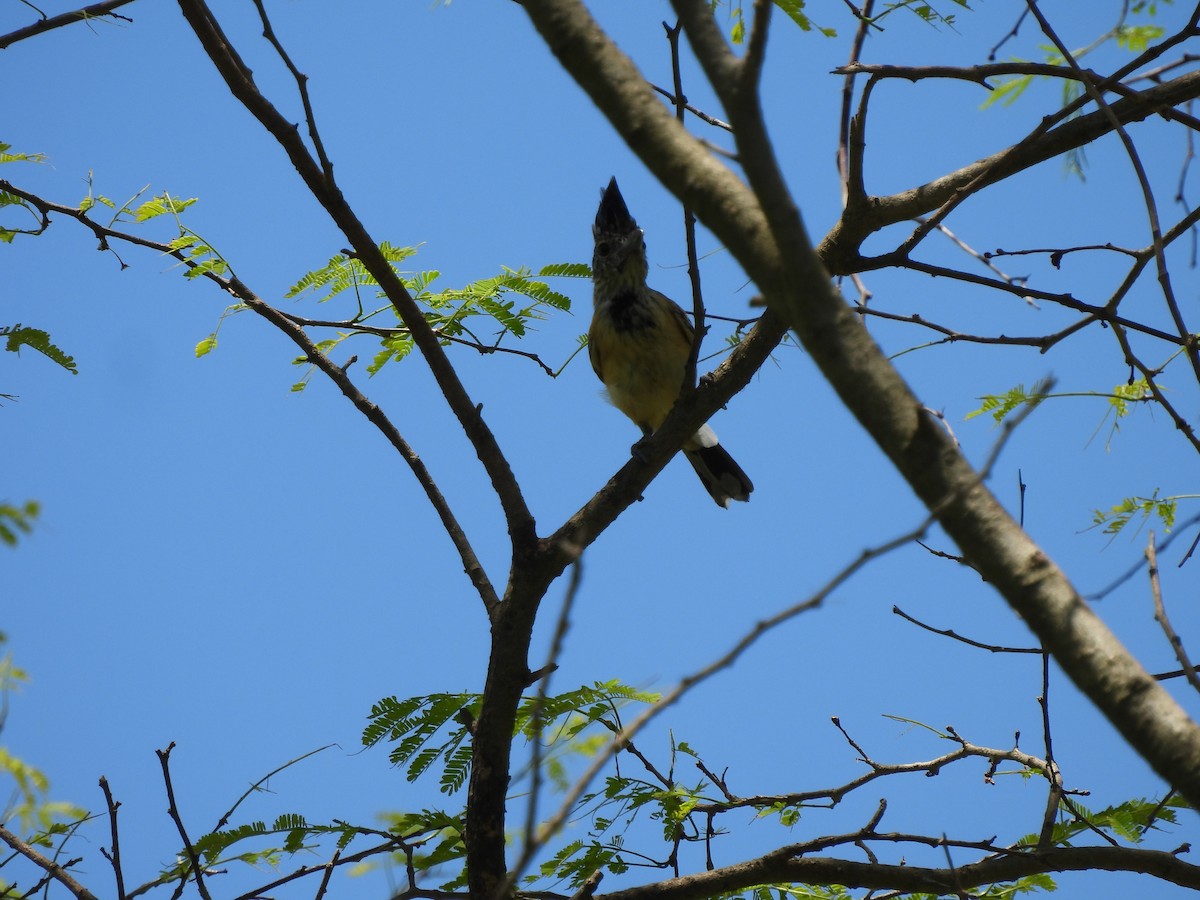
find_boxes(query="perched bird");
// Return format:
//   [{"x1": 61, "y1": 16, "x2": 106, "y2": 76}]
[{"x1": 588, "y1": 177, "x2": 753, "y2": 508}]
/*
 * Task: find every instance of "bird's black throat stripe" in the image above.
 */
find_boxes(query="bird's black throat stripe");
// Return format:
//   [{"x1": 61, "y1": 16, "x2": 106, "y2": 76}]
[{"x1": 607, "y1": 290, "x2": 655, "y2": 333}]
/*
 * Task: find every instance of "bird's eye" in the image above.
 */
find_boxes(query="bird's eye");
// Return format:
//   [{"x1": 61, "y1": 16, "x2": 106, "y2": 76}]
[{"x1": 596, "y1": 241, "x2": 611, "y2": 257}]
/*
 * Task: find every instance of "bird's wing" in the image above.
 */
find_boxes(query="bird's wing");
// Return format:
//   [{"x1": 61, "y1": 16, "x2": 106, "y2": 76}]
[
  {"x1": 587, "y1": 318, "x2": 605, "y2": 382},
  {"x1": 655, "y1": 289, "x2": 696, "y2": 348}
]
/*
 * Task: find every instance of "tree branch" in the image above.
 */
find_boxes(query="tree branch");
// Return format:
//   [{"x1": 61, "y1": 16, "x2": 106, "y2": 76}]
[
  {"x1": 521, "y1": 0, "x2": 1200, "y2": 811},
  {"x1": 0, "y1": 177, "x2": 502, "y2": 614},
  {"x1": 174, "y1": 0, "x2": 536, "y2": 559},
  {"x1": 820, "y1": 67, "x2": 1200, "y2": 270},
  {"x1": 0, "y1": 824, "x2": 98, "y2": 900},
  {"x1": 0, "y1": 0, "x2": 135, "y2": 50},
  {"x1": 591, "y1": 845, "x2": 1200, "y2": 900}
]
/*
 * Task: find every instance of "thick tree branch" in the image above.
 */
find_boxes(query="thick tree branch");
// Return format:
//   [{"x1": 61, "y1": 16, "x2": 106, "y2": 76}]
[
  {"x1": 521, "y1": 0, "x2": 1200, "y2": 811},
  {"x1": 591, "y1": 845, "x2": 1200, "y2": 900}
]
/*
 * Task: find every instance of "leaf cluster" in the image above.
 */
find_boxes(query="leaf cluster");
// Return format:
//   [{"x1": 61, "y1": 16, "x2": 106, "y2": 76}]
[
  {"x1": 967, "y1": 379, "x2": 1152, "y2": 425},
  {"x1": 362, "y1": 680, "x2": 659, "y2": 795},
  {"x1": 190, "y1": 814, "x2": 358, "y2": 871},
  {"x1": 78, "y1": 182, "x2": 198, "y2": 227},
  {"x1": 2, "y1": 325, "x2": 76, "y2": 375},
  {"x1": 1017, "y1": 794, "x2": 1190, "y2": 848},
  {"x1": 361, "y1": 682, "x2": 665, "y2": 888},
  {"x1": 966, "y1": 382, "x2": 1046, "y2": 423},
  {"x1": 284, "y1": 247, "x2": 583, "y2": 384},
  {"x1": 0, "y1": 142, "x2": 46, "y2": 242},
  {"x1": 1090, "y1": 490, "x2": 1182, "y2": 536}
]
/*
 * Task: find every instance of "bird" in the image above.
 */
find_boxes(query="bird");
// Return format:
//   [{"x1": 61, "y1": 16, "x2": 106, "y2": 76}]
[{"x1": 588, "y1": 177, "x2": 753, "y2": 508}]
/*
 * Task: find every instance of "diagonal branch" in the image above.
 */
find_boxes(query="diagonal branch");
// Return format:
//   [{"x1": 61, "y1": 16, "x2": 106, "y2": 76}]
[
  {"x1": 0, "y1": 824, "x2": 98, "y2": 900},
  {"x1": 522, "y1": 0, "x2": 1200, "y2": 812},
  {"x1": 0, "y1": 0, "x2": 135, "y2": 50},
  {"x1": 0, "y1": 177, "x2": 501, "y2": 614},
  {"x1": 174, "y1": 0, "x2": 536, "y2": 559}
]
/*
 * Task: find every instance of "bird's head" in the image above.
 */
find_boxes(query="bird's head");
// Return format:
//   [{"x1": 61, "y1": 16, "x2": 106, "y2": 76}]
[{"x1": 592, "y1": 177, "x2": 648, "y2": 287}]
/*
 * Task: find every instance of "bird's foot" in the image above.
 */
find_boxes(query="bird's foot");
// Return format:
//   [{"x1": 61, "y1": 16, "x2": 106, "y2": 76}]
[{"x1": 630, "y1": 435, "x2": 653, "y2": 463}]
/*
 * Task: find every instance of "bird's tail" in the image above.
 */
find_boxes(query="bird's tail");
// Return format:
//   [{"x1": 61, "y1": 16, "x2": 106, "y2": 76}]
[{"x1": 683, "y1": 443, "x2": 754, "y2": 508}]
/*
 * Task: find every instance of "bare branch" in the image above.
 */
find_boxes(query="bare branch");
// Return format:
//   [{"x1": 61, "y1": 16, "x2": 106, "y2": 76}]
[
  {"x1": 174, "y1": 0, "x2": 537, "y2": 554},
  {"x1": 1022, "y1": 0, "x2": 1200, "y2": 387},
  {"x1": 0, "y1": 825, "x2": 98, "y2": 900},
  {"x1": 1147, "y1": 532, "x2": 1200, "y2": 696},
  {"x1": 0, "y1": 0, "x2": 134, "y2": 50},
  {"x1": 98, "y1": 777, "x2": 127, "y2": 900},
  {"x1": 156, "y1": 744, "x2": 212, "y2": 900},
  {"x1": 892, "y1": 606, "x2": 1041, "y2": 654},
  {"x1": 0, "y1": 177, "x2": 503, "y2": 615}
]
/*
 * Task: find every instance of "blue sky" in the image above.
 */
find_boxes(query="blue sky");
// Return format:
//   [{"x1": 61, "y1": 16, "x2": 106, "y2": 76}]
[{"x1": 4, "y1": 2, "x2": 1200, "y2": 898}]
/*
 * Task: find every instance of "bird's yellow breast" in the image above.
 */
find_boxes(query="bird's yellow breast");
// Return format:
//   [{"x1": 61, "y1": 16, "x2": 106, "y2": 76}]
[{"x1": 589, "y1": 290, "x2": 692, "y2": 434}]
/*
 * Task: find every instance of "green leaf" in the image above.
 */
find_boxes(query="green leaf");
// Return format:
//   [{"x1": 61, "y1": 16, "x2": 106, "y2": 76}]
[
  {"x1": 439, "y1": 745, "x2": 473, "y2": 795},
  {"x1": 1117, "y1": 23, "x2": 1165, "y2": 52},
  {"x1": 0, "y1": 144, "x2": 47, "y2": 165},
  {"x1": 2, "y1": 325, "x2": 77, "y2": 374},
  {"x1": 285, "y1": 243, "x2": 421, "y2": 302},
  {"x1": 773, "y1": 0, "x2": 813, "y2": 33},
  {"x1": 132, "y1": 193, "x2": 197, "y2": 222},
  {"x1": 538, "y1": 261, "x2": 591, "y2": 278},
  {"x1": 1090, "y1": 490, "x2": 1182, "y2": 536},
  {"x1": 367, "y1": 333, "x2": 414, "y2": 376},
  {"x1": 965, "y1": 383, "x2": 1038, "y2": 422},
  {"x1": 982, "y1": 72, "x2": 1036, "y2": 109},
  {"x1": 1110, "y1": 377, "x2": 1152, "y2": 417},
  {"x1": 0, "y1": 500, "x2": 40, "y2": 548},
  {"x1": 195, "y1": 335, "x2": 218, "y2": 358}
]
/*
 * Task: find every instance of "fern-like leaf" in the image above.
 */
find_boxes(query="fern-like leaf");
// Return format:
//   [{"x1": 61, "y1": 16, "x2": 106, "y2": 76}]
[
  {"x1": 132, "y1": 193, "x2": 197, "y2": 222},
  {"x1": 538, "y1": 261, "x2": 591, "y2": 279},
  {"x1": 2, "y1": 325, "x2": 77, "y2": 374}
]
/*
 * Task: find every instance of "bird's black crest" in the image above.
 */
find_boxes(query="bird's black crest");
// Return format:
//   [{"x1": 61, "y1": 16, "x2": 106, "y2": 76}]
[{"x1": 595, "y1": 177, "x2": 638, "y2": 234}]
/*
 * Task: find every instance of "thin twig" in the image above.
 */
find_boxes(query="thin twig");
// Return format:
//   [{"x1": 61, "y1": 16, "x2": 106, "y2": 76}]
[
  {"x1": 156, "y1": 744, "x2": 213, "y2": 900},
  {"x1": 250, "y1": 0, "x2": 334, "y2": 180},
  {"x1": 211, "y1": 744, "x2": 336, "y2": 833},
  {"x1": 98, "y1": 777, "x2": 127, "y2": 900},
  {"x1": 649, "y1": 83, "x2": 732, "y2": 130},
  {"x1": 663, "y1": 19, "x2": 707, "y2": 391},
  {"x1": 892, "y1": 606, "x2": 1041, "y2": 654},
  {"x1": 509, "y1": 559, "x2": 585, "y2": 891},
  {"x1": 1147, "y1": 531, "x2": 1200, "y2": 695}
]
